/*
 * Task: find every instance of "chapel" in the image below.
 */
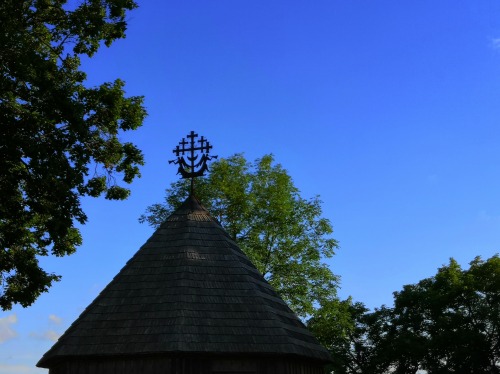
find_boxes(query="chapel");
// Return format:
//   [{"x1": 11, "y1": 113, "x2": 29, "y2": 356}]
[{"x1": 38, "y1": 132, "x2": 331, "y2": 374}]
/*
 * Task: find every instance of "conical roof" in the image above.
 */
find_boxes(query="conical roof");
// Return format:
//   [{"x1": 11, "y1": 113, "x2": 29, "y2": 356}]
[{"x1": 38, "y1": 195, "x2": 331, "y2": 368}]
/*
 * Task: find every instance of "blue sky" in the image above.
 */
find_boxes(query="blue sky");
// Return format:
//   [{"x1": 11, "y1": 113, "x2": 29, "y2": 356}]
[{"x1": 3, "y1": 1, "x2": 500, "y2": 372}]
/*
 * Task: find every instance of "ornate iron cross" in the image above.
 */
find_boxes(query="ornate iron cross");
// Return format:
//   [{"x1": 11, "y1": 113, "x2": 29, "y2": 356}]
[{"x1": 169, "y1": 131, "x2": 217, "y2": 194}]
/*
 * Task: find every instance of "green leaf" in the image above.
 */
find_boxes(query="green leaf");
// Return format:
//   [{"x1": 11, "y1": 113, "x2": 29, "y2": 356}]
[
  {"x1": 0, "y1": 0, "x2": 145, "y2": 310},
  {"x1": 141, "y1": 153, "x2": 339, "y2": 317}
]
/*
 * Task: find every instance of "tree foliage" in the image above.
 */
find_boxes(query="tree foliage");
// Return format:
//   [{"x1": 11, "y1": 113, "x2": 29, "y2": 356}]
[
  {"x1": 311, "y1": 255, "x2": 500, "y2": 374},
  {"x1": 0, "y1": 0, "x2": 146, "y2": 310},
  {"x1": 388, "y1": 255, "x2": 500, "y2": 373},
  {"x1": 140, "y1": 154, "x2": 339, "y2": 317},
  {"x1": 308, "y1": 298, "x2": 373, "y2": 373},
  {"x1": 308, "y1": 298, "x2": 398, "y2": 374}
]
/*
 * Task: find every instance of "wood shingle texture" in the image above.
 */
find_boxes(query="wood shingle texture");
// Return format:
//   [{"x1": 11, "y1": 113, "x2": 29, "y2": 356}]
[{"x1": 38, "y1": 195, "x2": 331, "y2": 373}]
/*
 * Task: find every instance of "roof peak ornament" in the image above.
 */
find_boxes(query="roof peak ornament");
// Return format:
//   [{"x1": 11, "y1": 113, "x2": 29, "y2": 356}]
[{"x1": 169, "y1": 131, "x2": 217, "y2": 195}]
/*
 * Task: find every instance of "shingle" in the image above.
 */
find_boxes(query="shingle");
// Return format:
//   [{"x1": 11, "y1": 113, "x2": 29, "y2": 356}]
[{"x1": 37, "y1": 195, "x2": 331, "y2": 368}]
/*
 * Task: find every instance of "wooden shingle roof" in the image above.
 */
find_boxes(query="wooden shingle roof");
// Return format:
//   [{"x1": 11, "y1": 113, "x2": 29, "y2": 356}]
[{"x1": 38, "y1": 195, "x2": 331, "y2": 368}]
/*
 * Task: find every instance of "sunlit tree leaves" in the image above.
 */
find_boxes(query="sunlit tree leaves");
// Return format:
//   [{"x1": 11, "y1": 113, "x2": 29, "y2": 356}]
[{"x1": 140, "y1": 154, "x2": 339, "y2": 317}]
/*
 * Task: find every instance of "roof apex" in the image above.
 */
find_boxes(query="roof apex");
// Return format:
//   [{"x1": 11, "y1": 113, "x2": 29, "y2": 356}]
[
  {"x1": 169, "y1": 194, "x2": 209, "y2": 216},
  {"x1": 162, "y1": 195, "x2": 220, "y2": 225}
]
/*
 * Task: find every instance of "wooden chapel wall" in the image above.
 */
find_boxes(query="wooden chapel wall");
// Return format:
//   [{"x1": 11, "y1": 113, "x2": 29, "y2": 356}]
[{"x1": 48, "y1": 356, "x2": 326, "y2": 374}]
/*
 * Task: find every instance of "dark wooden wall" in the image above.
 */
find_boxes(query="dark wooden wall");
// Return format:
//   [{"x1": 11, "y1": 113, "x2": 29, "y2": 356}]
[{"x1": 48, "y1": 356, "x2": 326, "y2": 374}]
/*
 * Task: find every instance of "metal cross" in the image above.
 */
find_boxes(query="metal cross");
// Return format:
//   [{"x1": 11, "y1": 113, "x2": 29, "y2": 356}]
[
  {"x1": 173, "y1": 138, "x2": 189, "y2": 156},
  {"x1": 169, "y1": 131, "x2": 217, "y2": 195}
]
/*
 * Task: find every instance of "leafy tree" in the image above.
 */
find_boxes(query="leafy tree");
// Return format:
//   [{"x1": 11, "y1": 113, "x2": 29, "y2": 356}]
[
  {"x1": 389, "y1": 255, "x2": 500, "y2": 373},
  {"x1": 311, "y1": 255, "x2": 500, "y2": 374},
  {"x1": 0, "y1": 0, "x2": 146, "y2": 310},
  {"x1": 140, "y1": 154, "x2": 339, "y2": 317},
  {"x1": 308, "y1": 298, "x2": 372, "y2": 374},
  {"x1": 308, "y1": 299, "x2": 397, "y2": 374}
]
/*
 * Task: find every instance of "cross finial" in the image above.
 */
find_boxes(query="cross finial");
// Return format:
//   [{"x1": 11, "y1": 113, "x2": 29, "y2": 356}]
[{"x1": 168, "y1": 131, "x2": 218, "y2": 195}]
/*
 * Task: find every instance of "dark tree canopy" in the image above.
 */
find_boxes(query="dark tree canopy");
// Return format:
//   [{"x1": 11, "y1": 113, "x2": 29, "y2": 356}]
[
  {"x1": 140, "y1": 154, "x2": 339, "y2": 317},
  {"x1": 308, "y1": 298, "x2": 372, "y2": 374},
  {"x1": 387, "y1": 255, "x2": 500, "y2": 373},
  {"x1": 311, "y1": 255, "x2": 500, "y2": 374},
  {"x1": 0, "y1": 0, "x2": 146, "y2": 310}
]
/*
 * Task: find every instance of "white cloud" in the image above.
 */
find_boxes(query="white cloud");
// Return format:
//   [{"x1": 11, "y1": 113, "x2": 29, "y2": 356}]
[
  {"x1": 0, "y1": 364, "x2": 41, "y2": 374},
  {"x1": 48, "y1": 314, "x2": 62, "y2": 325},
  {"x1": 477, "y1": 210, "x2": 500, "y2": 224},
  {"x1": 28, "y1": 314, "x2": 63, "y2": 342},
  {"x1": 29, "y1": 330, "x2": 60, "y2": 342},
  {"x1": 492, "y1": 38, "x2": 500, "y2": 50},
  {"x1": 44, "y1": 330, "x2": 60, "y2": 342},
  {"x1": 0, "y1": 314, "x2": 18, "y2": 343}
]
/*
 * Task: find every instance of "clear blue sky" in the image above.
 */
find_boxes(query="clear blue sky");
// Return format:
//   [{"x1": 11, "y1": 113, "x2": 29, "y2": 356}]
[{"x1": 3, "y1": 1, "x2": 500, "y2": 372}]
